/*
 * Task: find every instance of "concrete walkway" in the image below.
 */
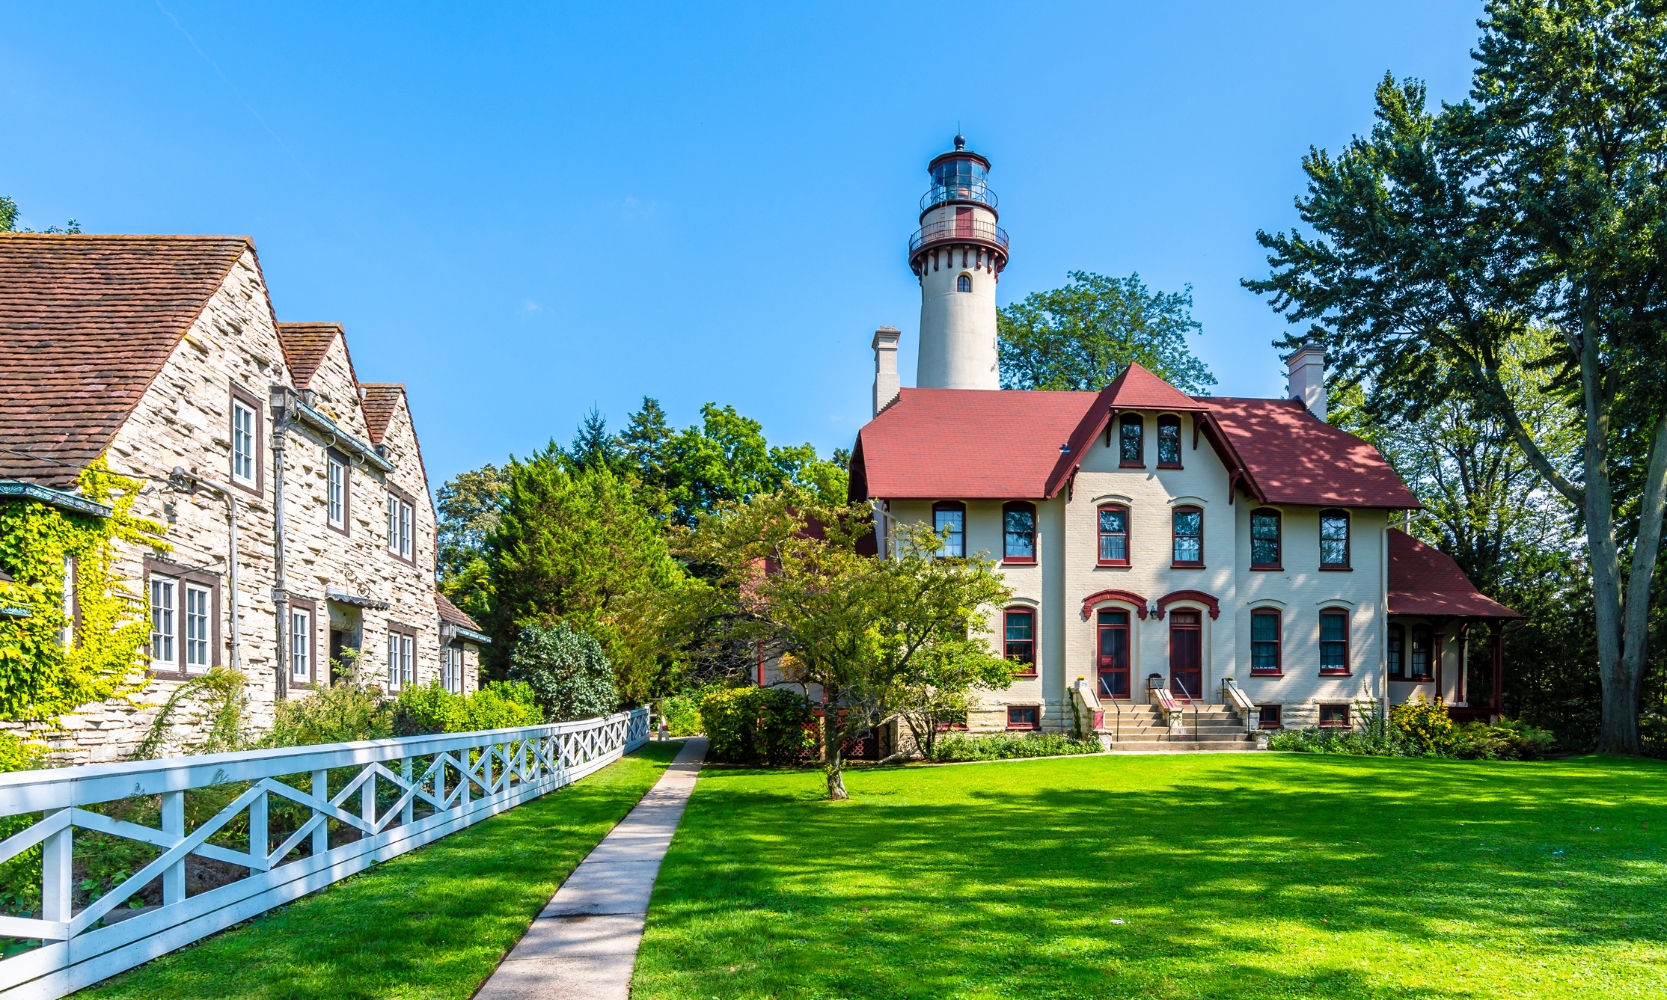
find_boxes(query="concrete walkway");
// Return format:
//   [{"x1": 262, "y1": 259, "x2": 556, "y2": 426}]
[{"x1": 476, "y1": 737, "x2": 708, "y2": 1000}]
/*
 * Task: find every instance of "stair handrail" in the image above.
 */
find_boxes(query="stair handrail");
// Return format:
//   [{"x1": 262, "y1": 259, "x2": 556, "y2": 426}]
[
  {"x1": 1072, "y1": 678, "x2": 1118, "y2": 745},
  {"x1": 1221, "y1": 677, "x2": 1257, "y2": 730},
  {"x1": 1148, "y1": 675, "x2": 1184, "y2": 740}
]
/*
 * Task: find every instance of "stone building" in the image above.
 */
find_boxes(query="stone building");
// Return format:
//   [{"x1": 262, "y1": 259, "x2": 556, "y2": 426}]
[
  {"x1": 839, "y1": 138, "x2": 1520, "y2": 749},
  {"x1": 0, "y1": 234, "x2": 484, "y2": 762}
]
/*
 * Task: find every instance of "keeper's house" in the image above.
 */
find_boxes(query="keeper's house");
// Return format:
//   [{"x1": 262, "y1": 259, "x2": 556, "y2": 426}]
[
  {"x1": 844, "y1": 137, "x2": 1519, "y2": 747},
  {"x1": 0, "y1": 234, "x2": 485, "y2": 761}
]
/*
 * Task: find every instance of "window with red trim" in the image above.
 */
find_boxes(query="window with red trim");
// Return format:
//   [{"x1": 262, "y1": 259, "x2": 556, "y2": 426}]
[
  {"x1": 1258, "y1": 704, "x2": 1282, "y2": 730},
  {"x1": 1004, "y1": 608, "x2": 1036, "y2": 675},
  {"x1": 1119, "y1": 414, "x2": 1144, "y2": 466},
  {"x1": 1320, "y1": 509, "x2": 1350, "y2": 569},
  {"x1": 1172, "y1": 506, "x2": 1203, "y2": 567},
  {"x1": 1250, "y1": 508, "x2": 1281, "y2": 569},
  {"x1": 1319, "y1": 609, "x2": 1350, "y2": 674},
  {"x1": 1250, "y1": 609, "x2": 1281, "y2": 674},
  {"x1": 1157, "y1": 415, "x2": 1182, "y2": 468},
  {"x1": 935, "y1": 710, "x2": 968, "y2": 731},
  {"x1": 1318, "y1": 703, "x2": 1351, "y2": 728},
  {"x1": 1410, "y1": 625, "x2": 1434, "y2": 681},
  {"x1": 1388, "y1": 624, "x2": 1406, "y2": 678},
  {"x1": 1097, "y1": 505, "x2": 1129, "y2": 566},
  {"x1": 1002, "y1": 502, "x2": 1036, "y2": 563},
  {"x1": 1007, "y1": 705, "x2": 1039, "y2": 730}
]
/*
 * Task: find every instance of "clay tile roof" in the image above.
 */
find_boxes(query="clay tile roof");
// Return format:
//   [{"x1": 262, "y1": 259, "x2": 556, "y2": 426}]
[
  {"x1": 359, "y1": 384, "x2": 404, "y2": 444},
  {"x1": 1100, "y1": 362, "x2": 1210, "y2": 413},
  {"x1": 1388, "y1": 529, "x2": 1521, "y2": 619},
  {"x1": 275, "y1": 322, "x2": 342, "y2": 388},
  {"x1": 435, "y1": 589, "x2": 483, "y2": 631},
  {"x1": 0, "y1": 234, "x2": 254, "y2": 489},
  {"x1": 1200, "y1": 398, "x2": 1420, "y2": 509}
]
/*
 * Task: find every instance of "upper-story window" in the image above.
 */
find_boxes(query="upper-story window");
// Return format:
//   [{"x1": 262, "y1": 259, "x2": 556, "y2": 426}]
[
  {"x1": 933, "y1": 502, "x2": 965, "y2": 558},
  {"x1": 1320, "y1": 509, "x2": 1350, "y2": 569},
  {"x1": 957, "y1": 273, "x2": 972, "y2": 292},
  {"x1": 327, "y1": 450, "x2": 348, "y2": 532},
  {"x1": 1319, "y1": 609, "x2": 1350, "y2": 674},
  {"x1": 150, "y1": 576, "x2": 176, "y2": 666},
  {"x1": 1119, "y1": 414, "x2": 1144, "y2": 467},
  {"x1": 387, "y1": 492, "x2": 414, "y2": 561},
  {"x1": 1172, "y1": 506, "x2": 1203, "y2": 567},
  {"x1": 231, "y1": 396, "x2": 258, "y2": 489},
  {"x1": 1097, "y1": 505, "x2": 1129, "y2": 566},
  {"x1": 1157, "y1": 415, "x2": 1182, "y2": 468},
  {"x1": 1250, "y1": 508, "x2": 1282, "y2": 569},
  {"x1": 1002, "y1": 502, "x2": 1036, "y2": 563}
]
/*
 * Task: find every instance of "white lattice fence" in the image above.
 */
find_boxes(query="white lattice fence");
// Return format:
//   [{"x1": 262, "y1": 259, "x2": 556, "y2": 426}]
[{"x1": 0, "y1": 708, "x2": 650, "y2": 999}]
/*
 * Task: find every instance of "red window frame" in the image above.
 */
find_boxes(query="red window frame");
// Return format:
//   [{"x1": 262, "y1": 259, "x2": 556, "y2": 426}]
[
  {"x1": 1257, "y1": 704, "x2": 1282, "y2": 730},
  {"x1": 1250, "y1": 609, "x2": 1282, "y2": 675},
  {"x1": 1002, "y1": 501, "x2": 1037, "y2": 564},
  {"x1": 1097, "y1": 504, "x2": 1130, "y2": 567},
  {"x1": 1118, "y1": 414, "x2": 1145, "y2": 467},
  {"x1": 1319, "y1": 508, "x2": 1351, "y2": 570},
  {"x1": 1318, "y1": 609, "x2": 1350, "y2": 675},
  {"x1": 1250, "y1": 507, "x2": 1281, "y2": 570},
  {"x1": 1171, "y1": 505, "x2": 1204, "y2": 568},
  {"x1": 1409, "y1": 624, "x2": 1434, "y2": 681},
  {"x1": 1003, "y1": 607, "x2": 1037, "y2": 676},
  {"x1": 1156, "y1": 414, "x2": 1183, "y2": 468},
  {"x1": 1006, "y1": 705, "x2": 1040, "y2": 730},
  {"x1": 1388, "y1": 624, "x2": 1406, "y2": 679},
  {"x1": 1318, "y1": 703, "x2": 1351, "y2": 728}
]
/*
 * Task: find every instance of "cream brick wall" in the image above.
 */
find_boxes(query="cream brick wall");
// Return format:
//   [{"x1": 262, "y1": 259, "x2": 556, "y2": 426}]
[{"x1": 14, "y1": 251, "x2": 459, "y2": 763}]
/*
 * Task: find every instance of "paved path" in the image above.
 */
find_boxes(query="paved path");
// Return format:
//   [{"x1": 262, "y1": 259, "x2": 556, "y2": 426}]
[{"x1": 476, "y1": 737, "x2": 708, "y2": 1000}]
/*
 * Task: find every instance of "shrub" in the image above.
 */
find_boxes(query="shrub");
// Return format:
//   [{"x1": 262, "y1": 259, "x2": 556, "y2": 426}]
[
  {"x1": 925, "y1": 732, "x2": 1102, "y2": 762},
  {"x1": 392, "y1": 681, "x2": 543, "y2": 736},
  {"x1": 509, "y1": 622, "x2": 618, "y2": 722},
  {"x1": 659, "y1": 690, "x2": 705, "y2": 737},
  {"x1": 698, "y1": 687, "x2": 817, "y2": 765},
  {"x1": 1391, "y1": 696, "x2": 1455, "y2": 755},
  {"x1": 1269, "y1": 698, "x2": 1558, "y2": 761},
  {"x1": 0, "y1": 734, "x2": 46, "y2": 916},
  {"x1": 262, "y1": 682, "x2": 392, "y2": 748}
]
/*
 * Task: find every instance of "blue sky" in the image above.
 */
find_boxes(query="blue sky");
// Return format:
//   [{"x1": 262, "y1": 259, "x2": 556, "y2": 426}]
[{"x1": 2, "y1": 2, "x2": 1484, "y2": 488}]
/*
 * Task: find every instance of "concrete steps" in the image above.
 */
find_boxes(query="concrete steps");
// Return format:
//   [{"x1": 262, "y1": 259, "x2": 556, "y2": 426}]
[{"x1": 1096, "y1": 704, "x2": 1261, "y2": 752}]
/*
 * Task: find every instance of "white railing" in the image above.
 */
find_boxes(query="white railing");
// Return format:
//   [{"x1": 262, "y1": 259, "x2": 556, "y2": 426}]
[{"x1": 0, "y1": 708, "x2": 650, "y2": 999}]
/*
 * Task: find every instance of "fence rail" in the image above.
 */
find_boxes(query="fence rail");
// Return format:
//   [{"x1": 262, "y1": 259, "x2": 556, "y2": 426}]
[{"x1": 0, "y1": 707, "x2": 650, "y2": 999}]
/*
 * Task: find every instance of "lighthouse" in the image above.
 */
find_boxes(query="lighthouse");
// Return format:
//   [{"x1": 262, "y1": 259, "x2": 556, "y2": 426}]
[{"x1": 909, "y1": 135, "x2": 1008, "y2": 390}]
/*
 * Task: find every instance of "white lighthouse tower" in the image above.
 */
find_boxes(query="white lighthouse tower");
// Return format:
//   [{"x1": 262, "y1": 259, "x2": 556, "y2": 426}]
[{"x1": 909, "y1": 135, "x2": 1008, "y2": 389}]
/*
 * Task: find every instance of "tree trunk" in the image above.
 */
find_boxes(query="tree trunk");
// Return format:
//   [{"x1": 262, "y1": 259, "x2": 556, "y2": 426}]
[
  {"x1": 1608, "y1": 410, "x2": 1667, "y2": 754},
  {"x1": 823, "y1": 699, "x2": 848, "y2": 800}
]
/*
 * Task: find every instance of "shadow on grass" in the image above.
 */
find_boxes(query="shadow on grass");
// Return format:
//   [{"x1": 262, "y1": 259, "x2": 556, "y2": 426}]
[{"x1": 636, "y1": 753, "x2": 1667, "y2": 1000}]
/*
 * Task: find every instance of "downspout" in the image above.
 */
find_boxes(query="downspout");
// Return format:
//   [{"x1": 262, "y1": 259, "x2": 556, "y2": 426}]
[
  {"x1": 168, "y1": 468, "x2": 241, "y2": 673},
  {"x1": 270, "y1": 387, "x2": 294, "y2": 702}
]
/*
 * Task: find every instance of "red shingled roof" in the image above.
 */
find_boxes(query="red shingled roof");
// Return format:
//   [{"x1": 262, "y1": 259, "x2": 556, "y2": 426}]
[
  {"x1": 275, "y1": 322, "x2": 342, "y2": 388},
  {"x1": 1388, "y1": 529, "x2": 1520, "y2": 619},
  {"x1": 852, "y1": 371, "x2": 1420, "y2": 508},
  {"x1": 360, "y1": 384, "x2": 404, "y2": 444},
  {"x1": 0, "y1": 234, "x2": 255, "y2": 488},
  {"x1": 435, "y1": 589, "x2": 483, "y2": 631}
]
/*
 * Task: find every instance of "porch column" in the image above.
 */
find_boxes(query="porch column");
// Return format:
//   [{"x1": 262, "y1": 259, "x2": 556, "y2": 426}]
[{"x1": 1490, "y1": 625, "x2": 1504, "y2": 723}]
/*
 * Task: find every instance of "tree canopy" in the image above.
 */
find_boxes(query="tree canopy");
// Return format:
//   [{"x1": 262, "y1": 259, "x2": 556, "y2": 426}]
[{"x1": 997, "y1": 270, "x2": 1217, "y2": 394}]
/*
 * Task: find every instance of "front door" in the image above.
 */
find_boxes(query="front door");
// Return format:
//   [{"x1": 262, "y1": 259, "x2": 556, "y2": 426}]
[
  {"x1": 1169, "y1": 610, "x2": 1202, "y2": 700},
  {"x1": 1097, "y1": 609, "x2": 1130, "y2": 698}
]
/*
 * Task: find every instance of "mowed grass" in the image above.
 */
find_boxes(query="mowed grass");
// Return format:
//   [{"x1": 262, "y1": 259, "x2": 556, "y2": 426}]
[
  {"x1": 78, "y1": 741, "x2": 682, "y2": 1000},
  {"x1": 634, "y1": 753, "x2": 1667, "y2": 1000}
]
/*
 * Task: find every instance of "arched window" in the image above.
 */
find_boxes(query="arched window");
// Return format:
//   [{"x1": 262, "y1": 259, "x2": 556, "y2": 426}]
[
  {"x1": 1004, "y1": 608, "x2": 1036, "y2": 675},
  {"x1": 1250, "y1": 508, "x2": 1281, "y2": 569},
  {"x1": 1320, "y1": 509, "x2": 1350, "y2": 569},
  {"x1": 1002, "y1": 502, "x2": 1036, "y2": 563},
  {"x1": 1172, "y1": 506, "x2": 1203, "y2": 567},
  {"x1": 1319, "y1": 609, "x2": 1350, "y2": 675},
  {"x1": 932, "y1": 502, "x2": 965, "y2": 558},
  {"x1": 1251, "y1": 609, "x2": 1281, "y2": 674},
  {"x1": 1097, "y1": 504, "x2": 1130, "y2": 566},
  {"x1": 1157, "y1": 415, "x2": 1182, "y2": 467},
  {"x1": 957, "y1": 273, "x2": 972, "y2": 293},
  {"x1": 1119, "y1": 414, "x2": 1144, "y2": 466}
]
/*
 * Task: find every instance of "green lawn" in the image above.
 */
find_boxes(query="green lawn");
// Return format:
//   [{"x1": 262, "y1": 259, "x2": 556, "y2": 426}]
[
  {"x1": 78, "y1": 741, "x2": 681, "y2": 1000},
  {"x1": 635, "y1": 753, "x2": 1667, "y2": 1000}
]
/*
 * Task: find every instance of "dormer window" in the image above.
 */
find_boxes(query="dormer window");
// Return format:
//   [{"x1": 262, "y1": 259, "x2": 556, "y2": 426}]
[
  {"x1": 1118, "y1": 414, "x2": 1144, "y2": 467},
  {"x1": 1157, "y1": 415, "x2": 1182, "y2": 468},
  {"x1": 327, "y1": 449, "x2": 348, "y2": 533},
  {"x1": 933, "y1": 502, "x2": 965, "y2": 558},
  {"x1": 957, "y1": 273, "x2": 972, "y2": 292}
]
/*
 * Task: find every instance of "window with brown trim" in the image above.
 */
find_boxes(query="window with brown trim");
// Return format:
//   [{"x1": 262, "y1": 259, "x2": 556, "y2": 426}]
[
  {"x1": 1097, "y1": 504, "x2": 1129, "y2": 566},
  {"x1": 933, "y1": 501, "x2": 965, "y2": 559},
  {"x1": 1388, "y1": 624, "x2": 1406, "y2": 679},
  {"x1": 386, "y1": 489, "x2": 415, "y2": 562},
  {"x1": 1119, "y1": 414, "x2": 1144, "y2": 467},
  {"x1": 1004, "y1": 608, "x2": 1036, "y2": 675},
  {"x1": 1320, "y1": 509, "x2": 1350, "y2": 569},
  {"x1": 1172, "y1": 506, "x2": 1203, "y2": 567},
  {"x1": 1410, "y1": 625, "x2": 1434, "y2": 681},
  {"x1": 326, "y1": 448, "x2": 350, "y2": 535},
  {"x1": 1319, "y1": 703, "x2": 1351, "y2": 728},
  {"x1": 386, "y1": 624, "x2": 416, "y2": 690},
  {"x1": 1319, "y1": 609, "x2": 1350, "y2": 675},
  {"x1": 1002, "y1": 502, "x2": 1036, "y2": 563},
  {"x1": 1006, "y1": 705, "x2": 1039, "y2": 730},
  {"x1": 1157, "y1": 415, "x2": 1182, "y2": 468},
  {"x1": 1258, "y1": 704, "x2": 1282, "y2": 730},
  {"x1": 1250, "y1": 508, "x2": 1281, "y2": 569},
  {"x1": 228, "y1": 383, "x2": 263, "y2": 496},
  {"x1": 1250, "y1": 609, "x2": 1281, "y2": 674},
  {"x1": 145, "y1": 557, "x2": 221, "y2": 677}
]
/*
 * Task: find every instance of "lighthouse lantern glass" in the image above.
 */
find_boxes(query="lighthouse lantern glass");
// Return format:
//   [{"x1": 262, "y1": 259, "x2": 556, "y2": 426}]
[{"x1": 925, "y1": 155, "x2": 995, "y2": 211}]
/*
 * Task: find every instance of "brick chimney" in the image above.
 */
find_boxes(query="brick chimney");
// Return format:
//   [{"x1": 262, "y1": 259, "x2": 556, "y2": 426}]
[
  {"x1": 1285, "y1": 339, "x2": 1327, "y2": 421},
  {"x1": 872, "y1": 326, "x2": 901, "y2": 416}
]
